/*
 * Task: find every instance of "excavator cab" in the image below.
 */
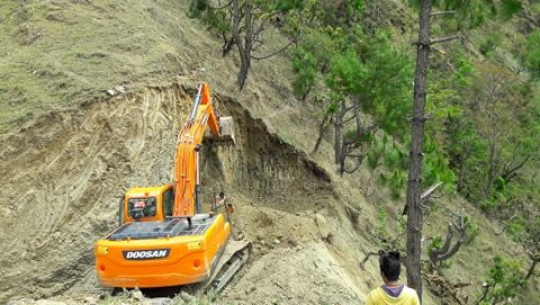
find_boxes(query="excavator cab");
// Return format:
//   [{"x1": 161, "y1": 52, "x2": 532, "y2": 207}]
[
  {"x1": 118, "y1": 185, "x2": 174, "y2": 225},
  {"x1": 129, "y1": 197, "x2": 156, "y2": 219}
]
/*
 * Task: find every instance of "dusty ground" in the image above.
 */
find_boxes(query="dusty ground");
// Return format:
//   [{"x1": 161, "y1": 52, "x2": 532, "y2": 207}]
[{"x1": 1, "y1": 1, "x2": 538, "y2": 305}]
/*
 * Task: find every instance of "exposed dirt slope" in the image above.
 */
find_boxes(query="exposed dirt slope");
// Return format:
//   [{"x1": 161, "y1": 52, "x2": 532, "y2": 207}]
[{"x1": 0, "y1": 84, "x2": 369, "y2": 305}]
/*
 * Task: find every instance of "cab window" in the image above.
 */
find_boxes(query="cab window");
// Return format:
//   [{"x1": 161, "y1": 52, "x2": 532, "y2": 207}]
[
  {"x1": 162, "y1": 189, "x2": 174, "y2": 217},
  {"x1": 128, "y1": 197, "x2": 157, "y2": 218}
]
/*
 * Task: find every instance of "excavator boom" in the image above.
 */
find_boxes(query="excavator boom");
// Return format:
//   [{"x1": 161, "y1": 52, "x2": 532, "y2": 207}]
[{"x1": 173, "y1": 83, "x2": 234, "y2": 216}]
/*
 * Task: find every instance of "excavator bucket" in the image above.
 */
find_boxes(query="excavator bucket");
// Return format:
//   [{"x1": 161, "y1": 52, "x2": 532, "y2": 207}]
[
  {"x1": 206, "y1": 116, "x2": 235, "y2": 144},
  {"x1": 218, "y1": 117, "x2": 235, "y2": 143}
]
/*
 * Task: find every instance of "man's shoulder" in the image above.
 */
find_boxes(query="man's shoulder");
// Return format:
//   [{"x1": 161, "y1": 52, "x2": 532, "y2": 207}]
[
  {"x1": 401, "y1": 286, "x2": 420, "y2": 304},
  {"x1": 401, "y1": 286, "x2": 419, "y2": 297},
  {"x1": 366, "y1": 286, "x2": 419, "y2": 305},
  {"x1": 368, "y1": 286, "x2": 385, "y2": 295},
  {"x1": 365, "y1": 287, "x2": 381, "y2": 305}
]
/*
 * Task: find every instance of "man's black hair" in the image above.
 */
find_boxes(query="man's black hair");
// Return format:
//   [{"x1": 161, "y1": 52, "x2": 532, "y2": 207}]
[{"x1": 379, "y1": 250, "x2": 401, "y2": 281}]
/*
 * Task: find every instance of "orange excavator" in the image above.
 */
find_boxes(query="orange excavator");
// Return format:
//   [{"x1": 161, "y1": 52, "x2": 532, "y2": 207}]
[{"x1": 94, "y1": 83, "x2": 248, "y2": 292}]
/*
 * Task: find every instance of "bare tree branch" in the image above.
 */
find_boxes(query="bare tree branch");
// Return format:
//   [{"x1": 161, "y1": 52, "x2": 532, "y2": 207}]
[
  {"x1": 495, "y1": 214, "x2": 518, "y2": 235},
  {"x1": 525, "y1": 254, "x2": 539, "y2": 280},
  {"x1": 429, "y1": 213, "x2": 468, "y2": 265},
  {"x1": 501, "y1": 154, "x2": 532, "y2": 183},
  {"x1": 425, "y1": 272, "x2": 469, "y2": 305},
  {"x1": 403, "y1": 182, "x2": 443, "y2": 215},
  {"x1": 421, "y1": 182, "x2": 443, "y2": 200},
  {"x1": 251, "y1": 37, "x2": 297, "y2": 60},
  {"x1": 359, "y1": 251, "x2": 379, "y2": 269},
  {"x1": 312, "y1": 111, "x2": 332, "y2": 154},
  {"x1": 430, "y1": 35, "x2": 463, "y2": 45},
  {"x1": 209, "y1": 0, "x2": 234, "y2": 10},
  {"x1": 439, "y1": 225, "x2": 454, "y2": 254},
  {"x1": 430, "y1": 10, "x2": 456, "y2": 17}
]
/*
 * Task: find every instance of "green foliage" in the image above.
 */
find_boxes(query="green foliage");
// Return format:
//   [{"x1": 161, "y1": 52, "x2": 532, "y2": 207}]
[
  {"x1": 298, "y1": 28, "x2": 339, "y2": 70},
  {"x1": 506, "y1": 216, "x2": 526, "y2": 242},
  {"x1": 188, "y1": 0, "x2": 230, "y2": 33},
  {"x1": 479, "y1": 256, "x2": 526, "y2": 304},
  {"x1": 344, "y1": 29, "x2": 413, "y2": 137},
  {"x1": 368, "y1": 137, "x2": 409, "y2": 199},
  {"x1": 454, "y1": 53, "x2": 474, "y2": 86},
  {"x1": 480, "y1": 197, "x2": 499, "y2": 212},
  {"x1": 325, "y1": 48, "x2": 365, "y2": 93},
  {"x1": 479, "y1": 32, "x2": 502, "y2": 57},
  {"x1": 388, "y1": 170, "x2": 406, "y2": 200},
  {"x1": 367, "y1": 144, "x2": 382, "y2": 170},
  {"x1": 383, "y1": 144, "x2": 402, "y2": 169},
  {"x1": 463, "y1": 215, "x2": 479, "y2": 245},
  {"x1": 291, "y1": 48, "x2": 317, "y2": 98},
  {"x1": 440, "y1": 63, "x2": 540, "y2": 213},
  {"x1": 422, "y1": 142, "x2": 456, "y2": 189},
  {"x1": 273, "y1": 0, "x2": 305, "y2": 12},
  {"x1": 377, "y1": 206, "x2": 389, "y2": 238},
  {"x1": 351, "y1": 0, "x2": 365, "y2": 11},
  {"x1": 500, "y1": 0, "x2": 523, "y2": 20},
  {"x1": 307, "y1": 0, "x2": 364, "y2": 27},
  {"x1": 293, "y1": 19, "x2": 413, "y2": 137},
  {"x1": 440, "y1": 260, "x2": 452, "y2": 269},
  {"x1": 290, "y1": 3, "x2": 413, "y2": 190},
  {"x1": 409, "y1": 0, "x2": 522, "y2": 30},
  {"x1": 524, "y1": 30, "x2": 540, "y2": 78},
  {"x1": 532, "y1": 2, "x2": 540, "y2": 14},
  {"x1": 493, "y1": 176, "x2": 506, "y2": 192},
  {"x1": 428, "y1": 236, "x2": 443, "y2": 256}
]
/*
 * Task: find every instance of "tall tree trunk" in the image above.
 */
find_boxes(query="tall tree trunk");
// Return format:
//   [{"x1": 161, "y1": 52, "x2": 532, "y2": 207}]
[
  {"x1": 334, "y1": 100, "x2": 345, "y2": 165},
  {"x1": 236, "y1": 1, "x2": 252, "y2": 90},
  {"x1": 456, "y1": 145, "x2": 471, "y2": 193},
  {"x1": 237, "y1": 54, "x2": 251, "y2": 89},
  {"x1": 312, "y1": 112, "x2": 331, "y2": 154},
  {"x1": 481, "y1": 140, "x2": 497, "y2": 202},
  {"x1": 405, "y1": 0, "x2": 432, "y2": 303}
]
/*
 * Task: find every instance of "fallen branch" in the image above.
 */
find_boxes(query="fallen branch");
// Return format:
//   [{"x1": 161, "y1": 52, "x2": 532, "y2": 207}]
[
  {"x1": 430, "y1": 35, "x2": 463, "y2": 45},
  {"x1": 403, "y1": 182, "x2": 443, "y2": 215},
  {"x1": 425, "y1": 272, "x2": 469, "y2": 305},
  {"x1": 421, "y1": 182, "x2": 443, "y2": 200},
  {"x1": 430, "y1": 10, "x2": 456, "y2": 17},
  {"x1": 495, "y1": 214, "x2": 518, "y2": 235},
  {"x1": 251, "y1": 36, "x2": 298, "y2": 60},
  {"x1": 359, "y1": 251, "x2": 379, "y2": 269},
  {"x1": 209, "y1": 0, "x2": 234, "y2": 9}
]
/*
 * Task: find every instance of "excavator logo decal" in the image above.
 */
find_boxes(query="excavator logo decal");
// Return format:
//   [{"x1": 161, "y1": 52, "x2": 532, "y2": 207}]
[{"x1": 123, "y1": 249, "x2": 170, "y2": 260}]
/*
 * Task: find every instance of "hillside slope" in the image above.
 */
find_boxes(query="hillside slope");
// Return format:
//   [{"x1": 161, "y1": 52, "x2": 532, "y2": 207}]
[{"x1": 1, "y1": 1, "x2": 538, "y2": 304}]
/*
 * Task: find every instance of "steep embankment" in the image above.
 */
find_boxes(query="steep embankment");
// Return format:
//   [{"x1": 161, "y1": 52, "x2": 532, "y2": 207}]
[
  {"x1": 0, "y1": 83, "x2": 367, "y2": 305},
  {"x1": 1, "y1": 1, "x2": 538, "y2": 304}
]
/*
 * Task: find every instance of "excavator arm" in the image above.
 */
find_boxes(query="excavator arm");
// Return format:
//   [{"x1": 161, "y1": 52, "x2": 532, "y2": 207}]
[{"x1": 173, "y1": 83, "x2": 231, "y2": 216}]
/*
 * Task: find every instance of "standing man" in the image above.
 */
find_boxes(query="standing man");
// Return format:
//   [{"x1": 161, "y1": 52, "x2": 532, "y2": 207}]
[{"x1": 365, "y1": 250, "x2": 420, "y2": 305}]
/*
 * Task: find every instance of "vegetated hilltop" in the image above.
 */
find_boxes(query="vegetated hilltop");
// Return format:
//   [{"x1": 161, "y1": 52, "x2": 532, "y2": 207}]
[{"x1": 0, "y1": 1, "x2": 538, "y2": 305}]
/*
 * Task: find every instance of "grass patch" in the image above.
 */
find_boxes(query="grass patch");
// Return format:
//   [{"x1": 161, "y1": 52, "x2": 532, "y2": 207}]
[{"x1": 0, "y1": 0, "x2": 192, "y2": 133}]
